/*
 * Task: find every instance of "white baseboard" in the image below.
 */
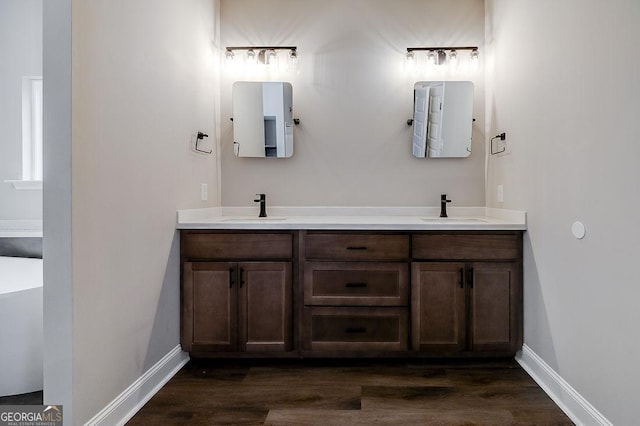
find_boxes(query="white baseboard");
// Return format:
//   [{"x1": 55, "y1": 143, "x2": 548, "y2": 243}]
[
  {"x1": 516, "y1": 344, "x2": 612, "y2": 426},
  {"x1": 84, "y1": 345, "x2": 189, "y2": 426}
]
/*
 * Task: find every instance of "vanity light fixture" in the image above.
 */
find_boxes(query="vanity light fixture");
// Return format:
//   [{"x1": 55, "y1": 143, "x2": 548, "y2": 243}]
[
  {"x1": 225, "y1": 46, "x2": 298, "y2": 71},
  {"x1": 405, "y1": 46, "x2": 479, "y2": 70}
]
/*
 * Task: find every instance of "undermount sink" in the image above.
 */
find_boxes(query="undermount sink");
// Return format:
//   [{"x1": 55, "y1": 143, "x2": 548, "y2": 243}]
[
  {"x1": 219, "y1": 217, "x2": 288, "y2": 222},
  {"x1": 421, "y1": 217, "x2": 489, "y2": 223}
]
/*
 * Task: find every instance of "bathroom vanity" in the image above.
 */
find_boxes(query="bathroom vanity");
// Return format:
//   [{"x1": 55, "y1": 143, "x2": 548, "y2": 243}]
[{"x1": 178, "y1": 209, "x2": 525, "y2": 358}]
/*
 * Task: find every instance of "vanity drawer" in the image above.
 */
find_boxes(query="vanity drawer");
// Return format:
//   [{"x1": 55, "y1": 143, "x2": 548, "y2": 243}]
[
  {"x1": 304, "y1": 262, "x2": 408, "y2": 306},
  {"x1": 412, "y1": 233, "x2": 521, "y2": 261},
  {"x1": 182, "y1": 232, "x2": 293, "y2": 260},
  {"x1": 305, "y1": 233, "x2": 409, "y2": 261},
  {"x1": 303, "y1": 307, "x2": 408, "y2": 351}
]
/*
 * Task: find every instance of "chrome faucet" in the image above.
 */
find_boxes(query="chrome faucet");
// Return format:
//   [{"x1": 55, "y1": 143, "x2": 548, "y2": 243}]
[
  {"x1": 440, "y1": 194, "x2": 451, "y2": 218},
  {"x1": 254, "y1": 194, "x2": 267, "y2": 218}
]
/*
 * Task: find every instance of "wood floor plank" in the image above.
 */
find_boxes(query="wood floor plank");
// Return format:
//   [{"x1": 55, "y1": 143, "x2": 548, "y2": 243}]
[
  {"x1": 361, "y1": 385, "x2": 560, "y2": 411},
  {"x1": 182, "y1": 359, "x2": 251, "y2": 382},
  {"x1": 510, "y1": 407, "x2": 576, "y2": 425},
  {"x1": 243, "y1": 365, "x2": 451, "y2": 387},
  {"x1": 265, "y1": 408, "x2": 514, "y2": 426},
  {"x1": 445, "y1": 366, "x2": 539, "y2": 387},
  {"x1": 127, "y1": 408, "x2": 268, "y2": 426}
]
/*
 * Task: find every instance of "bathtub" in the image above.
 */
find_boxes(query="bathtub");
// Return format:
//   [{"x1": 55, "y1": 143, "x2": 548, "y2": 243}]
[{"x1": 0, "y1": 256, "x2": 43, "y2": 396}]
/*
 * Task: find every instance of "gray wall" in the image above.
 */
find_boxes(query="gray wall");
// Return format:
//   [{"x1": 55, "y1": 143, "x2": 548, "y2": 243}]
[
  {"x1": 44, "y1": 0, "x2": 220, "y2": 424},
  {"x1": 485, "y1": 1, "x2": 640, "y2": 423},
  {"x1": 43, "y1": 0, "x2": 73, "y2": 421},
  {"x1": 220, "y1": 0, "x2": 486, "y2": 208},
  {"x1": 0, "y1": 0, "x2": 42, "y2": 220}
]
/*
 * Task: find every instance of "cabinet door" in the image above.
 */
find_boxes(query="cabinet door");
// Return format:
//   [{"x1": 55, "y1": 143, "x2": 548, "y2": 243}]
[
  {"x1": 238, "y1": 262, "x2": 292, "y2": 352},
  {"x1": 182, "y1": 262, "x2": 238, "y2": 352},
  {"x1": 411, "y1": 262, "x2": 466, "y2": 352},
  {"x1": 469, "y1": 262, "x2": 522, "y2": 353}
]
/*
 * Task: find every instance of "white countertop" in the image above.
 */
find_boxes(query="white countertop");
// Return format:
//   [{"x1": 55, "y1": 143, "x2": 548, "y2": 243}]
[{"x1": 177, "y1": 207, "x2": 526, "y2": 231}]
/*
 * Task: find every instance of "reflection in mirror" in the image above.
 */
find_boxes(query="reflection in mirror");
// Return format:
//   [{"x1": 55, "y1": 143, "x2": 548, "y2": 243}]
[
  {"x1": 232, "y1": 82, "x2": 293, "y2": 158},
  {"x1": 411, "y1": 81, "x2": 473, "y2": 158}
]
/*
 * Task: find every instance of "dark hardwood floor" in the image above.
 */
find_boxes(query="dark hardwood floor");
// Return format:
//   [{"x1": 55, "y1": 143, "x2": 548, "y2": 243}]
[{"x1": 128, "y1": 359, "x2": 574, "y2": 425}]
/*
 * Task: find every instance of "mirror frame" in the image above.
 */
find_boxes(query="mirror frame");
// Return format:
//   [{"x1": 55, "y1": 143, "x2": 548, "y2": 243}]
[
  {"x1": 411, "y1": 81, "x2": 474, "y2": 158},
  {"x1": 232, "y1": 81, "x2": 294, "y2": 158}
]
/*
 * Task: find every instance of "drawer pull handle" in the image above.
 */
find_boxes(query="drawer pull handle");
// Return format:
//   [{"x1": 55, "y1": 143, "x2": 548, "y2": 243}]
[
  {"x1": 345, "y1": 327, "x2": 367, "y2": 334},
  {"x1": 346, "y1": 246, "x2": 367, "y2": 250},
  {"x1": 345, "y1": 282, "x2": 367, "y2": 288}
]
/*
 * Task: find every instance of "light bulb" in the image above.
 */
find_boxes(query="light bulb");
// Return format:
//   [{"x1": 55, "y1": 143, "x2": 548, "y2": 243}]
[
  {"x1": 224, "y1": 49, "x2": 239, "y2": 73},
  {"x1": 427, "y1": 50, "x2": 436, "y2": 66},
  {"x1": 449, "y1": 50, "x2": 458, "y2": 69},
  {"x1": 246, "y1": 49, "x2": 256, "y2": 62},
  {"x1": 287, "y1": 49, "x2": 299, "y2": 72},
  {"x1": 436, "y1": 50, "x2": 446, "y2": 66},
  {"x1": 470, "y1": 48, "x2": 479, "y2": 69},
  {"x1": 404, "y1": 51, "x2": 416, "y2": 72},
  {"x1": 267, "y1": 49, "x2": 278, "y2": 68}
]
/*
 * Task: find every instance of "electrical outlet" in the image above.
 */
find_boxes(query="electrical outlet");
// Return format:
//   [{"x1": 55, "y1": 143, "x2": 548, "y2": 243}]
[
  {"x1": 497, "y1": 184, "x2": 504, "y2": 203},
  {"x1": 200, "y1": 183, "x2": 208, "y2": 201}
]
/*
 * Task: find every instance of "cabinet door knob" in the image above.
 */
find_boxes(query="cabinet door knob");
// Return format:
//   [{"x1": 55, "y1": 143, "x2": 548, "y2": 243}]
[
  {"x1": 229, "y1": 267, "x2": 235, "y2": 288},
  {"x1": 239, "y1": 267, "x2": 245, "y2": 288},
  {"x1": 345, "y1": 327, "x2": 367, "y2": 334},
  {"x1": 459, "y1": 268, "x2": 464, "y2": 289},
  {"x1": 346, "y1": 246, "x2": 367, "y2": 251}
]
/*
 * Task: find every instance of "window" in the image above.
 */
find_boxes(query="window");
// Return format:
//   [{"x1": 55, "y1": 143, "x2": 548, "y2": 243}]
[
  {"x1": 22, "y1": 76, "x2": 43, "y2": 182},
  {"x1": 4, "y1": 76, "x2": 43, "y2": 190}
]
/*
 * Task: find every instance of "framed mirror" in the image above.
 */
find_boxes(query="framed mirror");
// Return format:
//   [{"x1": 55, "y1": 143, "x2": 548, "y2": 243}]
[
  {"x1": 232, "y1": 81, "x2": 294, "y2": 158},
  {"x1": 411, "y1": 81, "x2": 473, "y2": 158}
]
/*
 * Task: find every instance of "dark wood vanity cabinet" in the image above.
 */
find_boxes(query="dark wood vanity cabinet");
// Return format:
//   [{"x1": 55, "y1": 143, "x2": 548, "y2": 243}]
[
  {"x1": 180, "y1": 230, "x2": 522, "y2": 358},
  {"x1": 411, "y1": 233, "x2": 523, "y2": 355},
  {"x1": 181, "y1": 232, "x2": 294, "y2": 355},
  {"x1": 301, "y1": 232, "x2": 410, "y2": 352}
]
